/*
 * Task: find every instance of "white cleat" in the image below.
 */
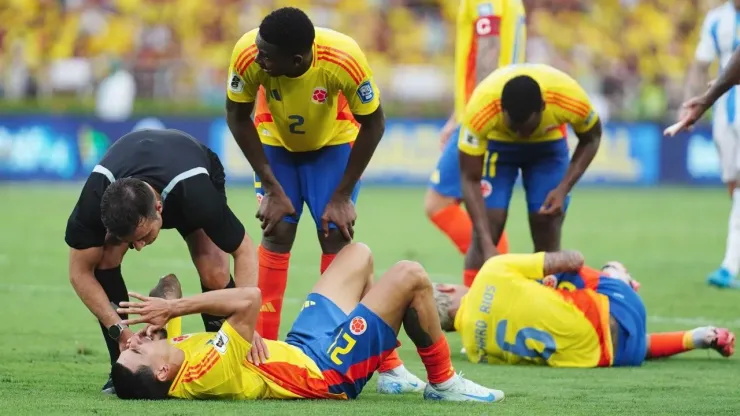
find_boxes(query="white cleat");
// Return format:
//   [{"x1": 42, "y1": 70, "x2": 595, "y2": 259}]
[
  {"x1": 423, "y1": 373, "x2": 504, "y2": 403},
  {"x1": 376, "y1": 366, "x2": 426, "y2": 394}
]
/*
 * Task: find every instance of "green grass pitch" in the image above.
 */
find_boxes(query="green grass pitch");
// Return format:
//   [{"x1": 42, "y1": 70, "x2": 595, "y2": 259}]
[{"x1": 0, "y1": 184, "x2": 738, "y2": 415}]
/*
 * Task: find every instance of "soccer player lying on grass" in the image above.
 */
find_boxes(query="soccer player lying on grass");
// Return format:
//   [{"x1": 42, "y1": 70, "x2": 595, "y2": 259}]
[
  {"x1": 433, "y1": 252, "x2": 736, "y2": 367},
  {"x1": 111, "y1": 243, "x2": 504, "y2": 402}
]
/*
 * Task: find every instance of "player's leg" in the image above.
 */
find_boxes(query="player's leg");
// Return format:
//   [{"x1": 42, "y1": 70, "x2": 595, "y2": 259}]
[
  {"x1": 95, "y1": 241, "x2": 129, "y2": 393},
  {"x1": 298, "y1": 143, "x2": 425, "y2": 392},
  {"x1": 182, "y1": 228, "x2": 234, "y2": 332},
  {"x1": 463, "y1": 142, "x2": 518, "y2": 287},
  {"x1": 254, "y1": 145, "x2": 303, "y2": 339},
  {"x1": 646, "y1": 327, "x2": 735, "y2": 359},
  {"x1": 358, "y1": 261, "x2": 504, "y2": 402},
  {"x1": 300, "y1": 143, "x2": 357, "y2": 271},
  {"x1": 426, "y1": 129, "x2": 473, "y2": 255},
  {"x1": 708, "y1": 122, "x2": 740, "y2": 288},
  {"x1": 522, "y1": 139, "x2": 570, "y2": 252}
]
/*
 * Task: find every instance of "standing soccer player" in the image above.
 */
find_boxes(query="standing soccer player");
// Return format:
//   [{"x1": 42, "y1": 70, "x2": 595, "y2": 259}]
[
  {"x1": 225, "y1": 7, "x2": 424, "y2": 392},
  {"x1": 458, "y1": 63, "x2": 602, "y2": 278},
  {"x1": 425, "y1": 0, "x2": 526, "y2": 276},
  {"x1": 674, "y1": 0, "x2": 740, "y2": 289}
]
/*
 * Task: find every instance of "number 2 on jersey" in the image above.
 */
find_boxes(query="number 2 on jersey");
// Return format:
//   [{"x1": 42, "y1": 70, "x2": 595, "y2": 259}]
[
  {"x1": 288, "y1": 115, "x2": 305, "y2": 134},
  {"x1": 496, "y1": 320, "x2": 556, "y2": 360},
  {"x1": 327, "y1": 330, "x2": 356, "y2": 365}
]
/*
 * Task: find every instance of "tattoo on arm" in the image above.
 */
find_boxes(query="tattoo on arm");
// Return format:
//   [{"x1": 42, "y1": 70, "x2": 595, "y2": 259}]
[
  {"x1": 543, "y1": 251, "x2": 585, "y2": 275},
  {"x1": 403, "y1": 307, "x2": 434, "y2": 348}
]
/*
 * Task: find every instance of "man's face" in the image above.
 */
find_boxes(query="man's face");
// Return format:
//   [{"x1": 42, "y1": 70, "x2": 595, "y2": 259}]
[
  {"x1": 254, "y1": 33, "x2": 304, "y2": 77},
  {"x1": 118, "y1": 202, "x2": 163, "y2": 251},
  {"x1": 503, "y1": 109, "x2": 543, "y2": 138},
  {"x1": 117, "y1": 336, "x2": 173, "y2": 381}
]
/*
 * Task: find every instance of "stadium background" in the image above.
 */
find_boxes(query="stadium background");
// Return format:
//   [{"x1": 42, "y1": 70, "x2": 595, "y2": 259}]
[{"x1": 1, "y1": 1, "x2": 739, "y2": 415}]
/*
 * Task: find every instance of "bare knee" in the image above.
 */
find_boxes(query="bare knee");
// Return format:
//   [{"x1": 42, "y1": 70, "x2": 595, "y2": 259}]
[
  {"x1": 97, "y1": 244, "x2": 127, "y2": 269},
  {"x1": 195, "y1": 253, "x2": 230, "y2": 290},
  {"x1": 390, "y1": 260, "x2": 432, "y2": 293},
  {"x1": 318, "y1": 229, "x2": 352, "y2": 254},
  {"x1": 262, "y1": 222, "x2": 298, "y2": 253},
  {"x1": 424, "y1": 189, "x2": 456, "y2": 218}
]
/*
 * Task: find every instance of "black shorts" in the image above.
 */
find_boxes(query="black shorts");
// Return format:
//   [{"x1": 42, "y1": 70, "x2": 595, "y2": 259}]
[{"x1": 175, "y1": 144, "x2": 227, "y2": 239}]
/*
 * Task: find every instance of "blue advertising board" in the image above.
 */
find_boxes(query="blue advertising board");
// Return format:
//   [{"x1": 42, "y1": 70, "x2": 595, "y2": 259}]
[{"x1": 0, "y1": 115, "x2": 716, "y2": 186}]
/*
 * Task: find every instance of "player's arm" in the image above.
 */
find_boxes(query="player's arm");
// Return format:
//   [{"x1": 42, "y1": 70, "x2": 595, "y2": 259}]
[
  {"x1": 553, "y1": 82, "x2": 602, "y2": 199},
  {"x1": 682, "y1": 14, "x2": 718, "y2": 104},
  {"x1": 480, "y1": 0, "x2": 526, "y2": 82},
  {"x1": 458, "y1": 113, "x2": 496, "y2": 256},
  {"x1": 178, "y1": 175, "x2": 258, "y2": 287},
  {"x1": 66, "y1": 180, "x2": 133, "y2": 342},
  {"x1": 702, "y1": 48, "x2": 740, "y2": 105},
  {"x1": 224, "y1": 39, "x2": 283, "y2": 196},
  {"x1": 481, "y1": 251, "x2": 584, "y2": 280},
  {"x1": 333, "y1": 47, "x2": 385, "y2": 201},
  {"x1": 122, "y1": 288, "x2": 262, "y2": 343}
]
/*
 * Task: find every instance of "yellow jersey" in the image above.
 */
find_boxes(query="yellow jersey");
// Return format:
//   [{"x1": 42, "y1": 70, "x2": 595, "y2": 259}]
[
  {"x1": 457, "y1": 63, "x2": 599, "y2": 153},
  {"x1": 168, "y1": 322, "x2": 346, "y2": 400},
  {"x1": 454, "y1": 0, "x2": 527, "y2": 120},
  {"x1": 227, "y1": 28, "x2": 381, "y2": 152},
  {"x1": 455, "y1": 253, "x2": 614, "y2": 368}
]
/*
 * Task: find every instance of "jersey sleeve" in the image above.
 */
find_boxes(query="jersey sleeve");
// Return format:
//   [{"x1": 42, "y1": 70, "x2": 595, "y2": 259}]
[
  {"x1": 227, "y1": 30, "x2": 260, "y2": 103},
  {"x1": 498, "y1": 0, "x2": 527, "y2": 66},
  {"x1": 480, "y1": 253, "x2": 546, "y2": 280},
  {"x1": 324, "y1": 40, "x2": 380, "y2": 116},
  {"x1": 552, "y1": 76, "x2": 599, "y2": 134},
  {"x1": 458, "y1": 88, "x2": 498, "y2": 156},
  {"x1": 174, "y1": 174, "x2": 246, "y2": 253},
  {"x1": 64, "y1": 174, "x2": 109, "y2": 250},
  {"x1": 695, "y1": 13, "x2": 718, "y2": 63}
]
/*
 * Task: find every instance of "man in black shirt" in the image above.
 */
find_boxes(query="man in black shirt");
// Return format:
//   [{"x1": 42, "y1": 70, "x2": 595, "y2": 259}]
[{"x1": 64, "y1": 129, "x2": 260, "y2": 394}]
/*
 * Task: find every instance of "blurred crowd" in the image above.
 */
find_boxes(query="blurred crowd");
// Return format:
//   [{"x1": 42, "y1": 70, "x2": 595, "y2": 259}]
[{"x1": 0, "y1": 0, "x2": 726, "y2": 120}]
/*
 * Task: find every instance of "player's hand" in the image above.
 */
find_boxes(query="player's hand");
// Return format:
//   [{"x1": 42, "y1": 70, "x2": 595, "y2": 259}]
[
  {"x1": 247, "y1": 332, "x2": 270, "y2": 366},
  {"x1": 539, "y1": 187, "x2": 567, "y2": 215},
  {"x1": 257, "y1": 190, "x2": 296, "y2": 235},
  {"x1": 439, "y1": 119, "x2": 458, "y2": 149},
  {"x1": 665, "y1": 95, "x2": 712, "y2": 137},
  {"x1": 118, "y1": 328, "x2": 134, "y2": 352},
  {"x1": 321, "y1": 196, "x2": 356, "y2": 240},
  {"x1": 117, "y1": 292, "x2": 172, "y2": 332}
]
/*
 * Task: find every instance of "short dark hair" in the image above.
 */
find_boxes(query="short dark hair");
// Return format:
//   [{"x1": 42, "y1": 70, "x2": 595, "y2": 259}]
[
  {"x1": 259, "y1": 7, "x2": 315, "y2": 54},
  {"x1": 100, "y1": 178, "x2": 157, "y2": 239},
  {"x1": 111, "y1": 362, "x2": 171, "y2": 400},
  {"x1": 501, "y1": 75, "x2": 544, "y2": 124}
]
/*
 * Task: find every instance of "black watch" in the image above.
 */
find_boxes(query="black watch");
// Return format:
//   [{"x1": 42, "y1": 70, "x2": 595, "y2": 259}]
[{"x1": 107, "y1": 323, "x2": 128, "y2": 340}]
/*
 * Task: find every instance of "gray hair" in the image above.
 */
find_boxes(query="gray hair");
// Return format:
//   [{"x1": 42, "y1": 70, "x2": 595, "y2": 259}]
[{"x1": 433, "y1": 285, "x2": 455, "y2": 332}]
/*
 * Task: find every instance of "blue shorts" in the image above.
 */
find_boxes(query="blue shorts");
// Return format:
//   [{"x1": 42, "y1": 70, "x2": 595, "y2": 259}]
[
  {"x1": 484, "y1": 139, "x2": 571, "y2": 213},
  {"x1": 429, "y1": 127, "x2": 463, "y2": 199},
  {"x1": 254, "y1": 144, "x2": 360, "y2": 229},
  {"x1": 285, "y1": 293, "x2": 398, "y2": 399},
  {"x1": 596, "y1": 278, "x2": 648, "y2": 367}
]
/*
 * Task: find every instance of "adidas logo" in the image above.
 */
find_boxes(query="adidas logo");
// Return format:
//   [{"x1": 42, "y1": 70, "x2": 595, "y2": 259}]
[{"x1": 260, "y1": 302, "x2": 276, "y2": 312}]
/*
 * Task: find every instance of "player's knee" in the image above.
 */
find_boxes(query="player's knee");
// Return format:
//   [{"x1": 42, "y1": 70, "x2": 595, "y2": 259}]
[
  {"x1": 392, "y1": 260, "x2": 431, "y2": 292},
  {"x1": 343, "y1": 242, "x2": 373, "y2": 267},
  {"x1": 261, "y1": 223, "x2": 297, "y2": 253},
  {"x1": 98, "y1": 244, "x2": 127, "y2": 269},
  {"x1": 423, "y1": 189, "x2": 454, "y2": 218},
  {"x1": 196, "y1": 257, "x2": 230, "y2": 290}
]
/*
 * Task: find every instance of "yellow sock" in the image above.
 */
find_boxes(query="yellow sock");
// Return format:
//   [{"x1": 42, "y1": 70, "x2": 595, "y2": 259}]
[{"x1": 166, "y1": 316, "x2": 182, "y2": 343}]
